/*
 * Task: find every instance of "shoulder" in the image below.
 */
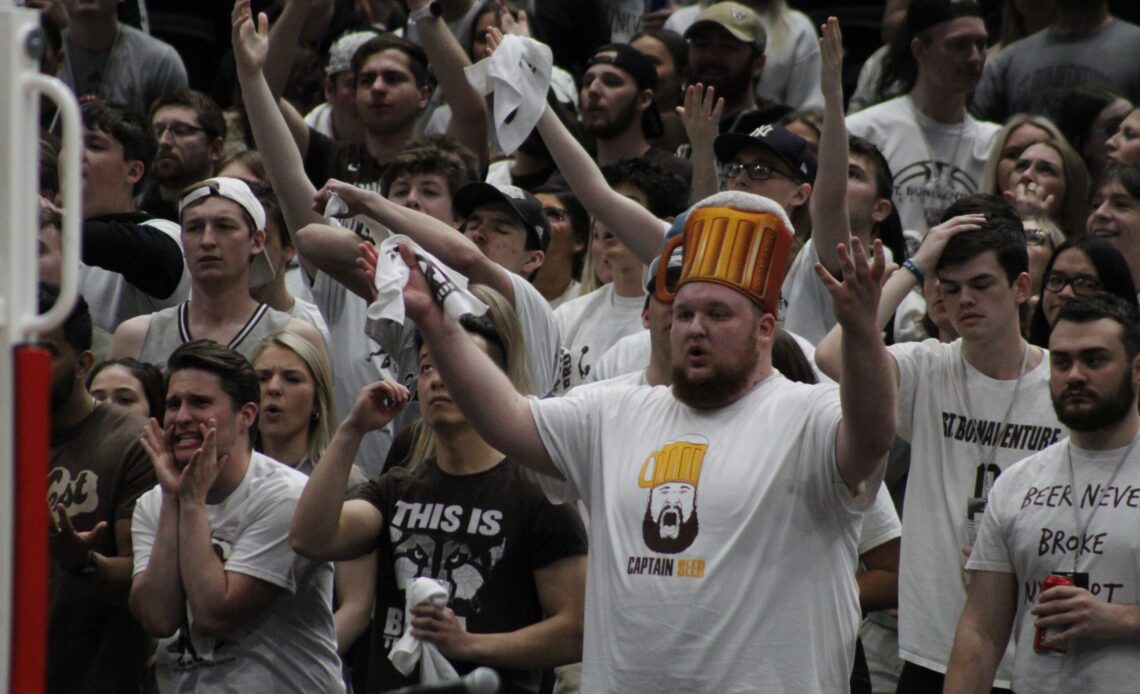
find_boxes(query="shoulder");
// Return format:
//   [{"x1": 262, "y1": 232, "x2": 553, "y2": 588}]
[
  {"x1": 110, "y1": 313, "x2": 153, "y2": 359},
  {"x1": 247, "y1": 453, "x2": 308, "y2": 497},
  {"x1": 120, "y1": 24, "x2": 180, "y2": 58},
  {"x1": 139, "y1": 216, "x2": 182, "y2": 241}
]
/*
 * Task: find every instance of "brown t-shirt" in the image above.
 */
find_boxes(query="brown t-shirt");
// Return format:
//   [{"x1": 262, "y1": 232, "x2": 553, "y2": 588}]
[{"x1": 48, "y1": 402, "x2": 156, "y2": 694}]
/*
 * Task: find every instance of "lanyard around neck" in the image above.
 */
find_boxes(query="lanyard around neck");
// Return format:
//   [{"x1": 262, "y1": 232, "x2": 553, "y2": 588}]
[
  {"x1": 959, "y1": 343, "x2": 1031, "y2": 471},
  {"x1": 1065, "y1": 434, "x2": 1138, "y2": 574}
]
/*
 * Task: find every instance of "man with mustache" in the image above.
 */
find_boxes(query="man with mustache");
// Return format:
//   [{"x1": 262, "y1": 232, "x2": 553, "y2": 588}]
[
  {"x1": 143, "y1": 90, "x2": 226, "y2": 223},
  {"x1": 946, "y1": 293, "x2": 1140, "y2": 692}
]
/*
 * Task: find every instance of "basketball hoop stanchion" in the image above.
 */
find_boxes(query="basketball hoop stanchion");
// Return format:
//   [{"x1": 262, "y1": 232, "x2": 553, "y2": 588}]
[
  {"x1": 0, "y1": 2, "x2": 83, "y2": 692},
  {"x1": 11, "y1": 347, "x2": 50, "y2": 694}
]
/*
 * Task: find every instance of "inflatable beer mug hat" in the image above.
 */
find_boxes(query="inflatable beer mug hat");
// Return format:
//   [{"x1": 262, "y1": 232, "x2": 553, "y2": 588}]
[{"x1": 655, "y1": 190, "x2": 796, "y2": 315}]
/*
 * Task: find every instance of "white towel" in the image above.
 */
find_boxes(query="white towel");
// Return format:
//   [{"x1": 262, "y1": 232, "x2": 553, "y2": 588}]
[
  {"x1": 389, "y1": 577, "x2": 460, "y2": 683},
  {"x1": 464, "y1": 34, "x2": 553, "y2": 154},
  {"x1": 366, "y1": 235, "x2": 488, "y2": 323}
]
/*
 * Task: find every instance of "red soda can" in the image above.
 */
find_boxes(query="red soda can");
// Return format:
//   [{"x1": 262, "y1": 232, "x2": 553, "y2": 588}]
[{"x1": 1034, "y1": 574, "x2": 1073, "y2": 655}]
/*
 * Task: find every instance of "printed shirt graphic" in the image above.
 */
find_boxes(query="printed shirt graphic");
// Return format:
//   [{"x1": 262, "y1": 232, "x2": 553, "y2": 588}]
[
  {"x1": 846, "y1": 96, "x2": 999, "y2": 236},
  {"x1": 531, "y1": 375, "x2": 872, "y2": 693},
  {"x1": 353, "y1": 458, "x2": 587, "y2": 692},
  {"x1": 889, "y1": 339, "x2": 1065, "y2": 684},
  {"x1": 969, "y1": 441, "x2": 1140, "y2": 691}
]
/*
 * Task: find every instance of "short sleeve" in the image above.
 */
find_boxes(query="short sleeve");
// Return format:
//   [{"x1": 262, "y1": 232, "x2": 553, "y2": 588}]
[
  {"x1": 858, "y1": 484, "x2": 902, "y2": 555},
  {"x1": 525, "y1": 498, "x2": 588, "y2": 571},
  {"x1": 130, "y1": 489, "x2": 161, "y2": 576},
  {"x1": 527, "y1": 389, "x2": 605, "y2": 505},
  {"x1": 114, "y1": 438, "x2": 158, "y2": 522},
  {"x1": 510, "y1": 274, "x2": 561, "y2": 397},
  {"x1": 965, "y1": 469, "x2": 1017, "y2": 574},
  {"x1": 887, "y1": 339, "x2": 942, "y2": 442},
  {"x1": 350, "y1": 474, "x2": 397, "y2": 515},
  {"x1": 224, "y1": 486, "x2": 303, "y2": 593}
]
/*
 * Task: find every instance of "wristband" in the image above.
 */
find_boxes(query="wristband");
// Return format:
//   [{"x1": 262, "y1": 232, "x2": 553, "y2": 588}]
[
  {"x1": 409, "y1": 1, "x2": 442, "y2": 22},
  {"x1": 902, "y1": 258, "x2": 925, "y2": 285}
]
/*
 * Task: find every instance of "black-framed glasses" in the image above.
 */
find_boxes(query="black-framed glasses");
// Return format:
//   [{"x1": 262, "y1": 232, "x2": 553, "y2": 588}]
[
  {"x1": 152, "y1": 123, "x2": 207, "y2": 139},
  {"x1": 543, "y1": 207, "x2": 568, "y2": 222},
  {"x1": 1045, "y1": 272, "x2": 1102, "y2": 296},
  {"x1": 721, "y1": 162, "x2": 793, "y2": 182}
]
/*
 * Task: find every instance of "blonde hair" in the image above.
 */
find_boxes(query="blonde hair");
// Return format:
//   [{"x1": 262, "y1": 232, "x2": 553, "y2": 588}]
[
  {"x1": 406, "y1": 284, "x2": 531, "y2": 469},
  {"x1": 251, "y1": 330, "x2": 337, "y2": 464},
  {"x1": 980, "y1": 114, "x2": 1065, "y2": 195}
]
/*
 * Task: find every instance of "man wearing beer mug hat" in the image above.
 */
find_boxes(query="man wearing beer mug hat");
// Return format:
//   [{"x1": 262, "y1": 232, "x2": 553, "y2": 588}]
[{"x1": 399, "y1": 189, "x2": 896, "y2": 691}]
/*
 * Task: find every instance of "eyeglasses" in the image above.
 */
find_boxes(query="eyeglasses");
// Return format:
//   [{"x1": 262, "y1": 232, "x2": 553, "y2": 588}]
[
  {"x1": 1045, "y1": 272, "x2": 1102, "y2": 296},
  {"x1": 721, "y1": 162, "x2": 794, "y2": 183},
  {"x1": 152, "y1": 123, "x2": 207, "y2": 139},
  {"x1": 1024, "y1": 227, "x2": 1051, "y2": 246},
  {"x1": 543, "y1": 207, "x2": 568, "y2": 222}
]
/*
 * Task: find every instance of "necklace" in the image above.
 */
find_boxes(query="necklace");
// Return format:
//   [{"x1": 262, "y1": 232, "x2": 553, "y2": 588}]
[{"x1": 1064, "y1": 434, "x2": 1138, "y2": 575}]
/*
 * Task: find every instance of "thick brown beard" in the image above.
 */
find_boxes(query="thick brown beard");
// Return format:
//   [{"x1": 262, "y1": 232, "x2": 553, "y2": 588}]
[{"x1": 671, "y1": 348, "x2": 761, "y2": 408}]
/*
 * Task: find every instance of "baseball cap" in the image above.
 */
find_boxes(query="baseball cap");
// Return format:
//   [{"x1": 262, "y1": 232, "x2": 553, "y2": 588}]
[
  {"x1": 326, "y1": 30, "x2": 379, "y2": 76},
  {"x1": 683, "y1": 2, "x2": 767, "y2": 51},
  {"x1": 586, "y1": 44, "x2": 664, "y2": 140},
  {"x1": 645, "y1": 244, "x2": 684, "y2": 293},
  {"x1": 714, "y1": 124, "x2": 818, "y2": 184},
  {"x1": 453, "y1": 182, "x2": 551, "y2": 252},
  {"x1": 177, "y1": 177, "x2": 275, "y2": 287}
]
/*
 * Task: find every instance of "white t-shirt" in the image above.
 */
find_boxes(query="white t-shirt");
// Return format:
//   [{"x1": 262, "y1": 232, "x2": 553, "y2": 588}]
[
  {"x1": 890, "y1": 339, "x2": 1066, "y2": 683},
  {"x1": 666, "y1": 7, "x2": 823, "y2": 112},
  {"x1": 781, "y1": 239, "x2": 834, "y2": 346},
  {"x1": 530, "y1": 374, "x2": 875, "y2": 692},
  {"x1": 303, "y1": 102, "x2": 334, "y2": 140},
  {"x1": 311, "y1": 270, "x2": 394, "y2": 477},
  {"x1": 969, "y1": 437, "x2": 1140, "y2": 692},
  {"x1": 131, "y1": 453, "x2": 343, "y2": 693},
  {"x1": 860, "y1": 484, "x2": 902, "y2": 556},
  {"x1": 590, "y1": 330, "x2": 651, "y2": 383},
  {"x1": 846, "y1": 96, "x2": 1000, "y2": 236},
  {"x1": 81, "y1": 218, "x2": 190, "y2": 333},
  {"x1": 553, "y1": 283, "x2": 646, "y2": 392},
  {"x1": 547, "y1": 278, "x2": 582, "y2": 310},
  {"x1": 287, "y1": 296, "x2": 332, "y2": 352}
]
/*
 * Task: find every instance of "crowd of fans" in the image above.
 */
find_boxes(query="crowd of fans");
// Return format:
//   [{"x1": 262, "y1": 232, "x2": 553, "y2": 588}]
[{"x1": 36, "y1": 0, "x2": 1140, "y2": 692}]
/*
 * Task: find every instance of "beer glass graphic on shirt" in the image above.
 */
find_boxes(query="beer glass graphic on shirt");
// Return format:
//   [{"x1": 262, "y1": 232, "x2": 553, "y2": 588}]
[{"x1": 638, "y1": 438, "x2": 708, "y2": 554}]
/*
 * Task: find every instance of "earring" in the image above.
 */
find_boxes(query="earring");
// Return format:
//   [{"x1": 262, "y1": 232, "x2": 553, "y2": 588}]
[{"x1": 311, "y1": 411, "x2": 320, "y2": 422}]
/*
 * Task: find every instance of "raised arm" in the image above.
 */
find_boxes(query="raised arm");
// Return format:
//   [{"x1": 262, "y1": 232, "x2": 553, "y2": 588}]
[
  {"x1": 129, "y1": 419, "x2": 187, "y2": 637},
  {"x1": 814, "y1": 214, "x2": 985, "y2": 378},
  {"x1": 814, "y1": 238, "x2": 897, "y2": 493},
  {"x1": 410, "y1": 0, "x2": 489, "y2": 172},
  {"x1": 314, "y1": 179, "x2": 518, "y2": 303},
  {"x1": 678, "y1": 84, "x2": 723, "y2": 205},
  {"x1": 401, "y1": 244, "x2": 560, "y2": 477},
  {"x1": 233, "y1": 0, "x2": 324, "y2": 280},
  {"x1": 808, "y1": 18, "x2": 851, "y2": 276},
  {"x1": 943, "y1": 570, "x2": 1018, "y2": 694},
  {"x1": 290, "y1": 380, "x2": 409, "y2": 561}
]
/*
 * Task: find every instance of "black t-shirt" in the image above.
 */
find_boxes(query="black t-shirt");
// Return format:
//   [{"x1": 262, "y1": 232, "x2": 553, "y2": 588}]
[
  {"x1": 303, "y1": 128, "x2": 389, "y2": 241},
  {"x1": 353, "y1": 457, "x2": 588, "y2": 693}
]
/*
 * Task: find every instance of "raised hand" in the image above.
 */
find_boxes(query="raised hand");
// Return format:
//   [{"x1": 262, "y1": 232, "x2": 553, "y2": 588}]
[
  {"x1": 499, "y1": 4, "x2": 532, "y2": 38},
  {"x1": 49, "y1": 504, "x2": 107, "y2": 574},
  {"x1": 910, "y1": 214, "x2": 986, "y2": 280},
  {"x1": 356, "y1": 241, "x2": 380, "y2": 302},
  {"x1": 312, "y1": 178, "x2": 381, "y2": 218},
  {"x1": 819, "y1": 17, "x2": 843, "y2": 101},
  {"x1": 399, "y1": 243, "x2": 442, "y2": 323},
  {"x1": 677, "y1": 84, "x2": 724, "y2": 153},
  {"x1": 345, "y1": 380, "x2": 410, "y2": 433},
  {"x1": 1003, "y1": 181, "x2": 1055, "y2": 220},
  {"x1": 178, "y1": 422, "x2": 224, "y2": 505},
  {"x1": 486, "y1": 25, "x2": 504, "y2": 56},
  {"x1": 231, "y1": 0, "x2": 270, "y2": 80},
  {"x1": 139, "y1": 418, "x2": 182, "y2": 495},
  {"x1": 815, "y1": 237, "x2": 886, "y2": 336}
]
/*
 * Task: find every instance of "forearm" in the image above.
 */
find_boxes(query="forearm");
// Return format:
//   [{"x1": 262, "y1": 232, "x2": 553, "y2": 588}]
[
  {"x1": 817, "y1": 269, "x2": 914, "y2": 378},
  {"x1": 290, "y1": 424, "x2": 366, "y2": 558},
  {"x1": 417, "y1": 15, "x2": 488, "y2": 170},
  {"x1": 333, "y1": 553, "x2": 376, "y2": 654},
  {"x1": 808, "y1": 78, "x2": 851, "y2": 274},
  {"x1": 263, "y1": 0, "x2": 308, "y2": 98},
  {"x1": 83, "y1": 222, "x2": 185, "y2": 298},
  {"x1": 294, "y1": 223, "x2": 375, "y2": 300},
  {"x1": 465, "y1": 612, "x2": 582, "y2": 669},
  {"x1": 687, "y1": 146, "x2": 719, "y2": 205},
  {"x1": 129, "y1": 495, "x2": 185, "y2": 637},
  {"x1": 944, "y1": 622, "x2": 1005, "y2": 694},
  {"x1": 178, "y1": 501, "x2": 234, "y2": 635},
  {"x1": 535, "y1": 107, "x2": 664, "y2": 264},
  {"x1": 838, "y1": 320, "x2": 896, "y2": 479},
  {"x1": 856, "y1": 569, "x2": 897, "y2": 614}
]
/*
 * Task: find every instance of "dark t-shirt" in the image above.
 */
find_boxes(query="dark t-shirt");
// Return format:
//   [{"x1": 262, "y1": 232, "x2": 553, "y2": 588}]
[
  {"x1": 303, "y1": 127, "x2": 389, "y2": 241},
  {"x1": 353, "y1": 457, "x2": 588, "y2": 693},
  {"x1": 48, "y1": 402, "x2": 157, "y2": 694}
]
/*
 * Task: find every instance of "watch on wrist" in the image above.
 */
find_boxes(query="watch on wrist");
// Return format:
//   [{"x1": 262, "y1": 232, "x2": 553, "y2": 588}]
[{"x1": 409, "y1": 1, "x2": 443, "y2": 22}]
